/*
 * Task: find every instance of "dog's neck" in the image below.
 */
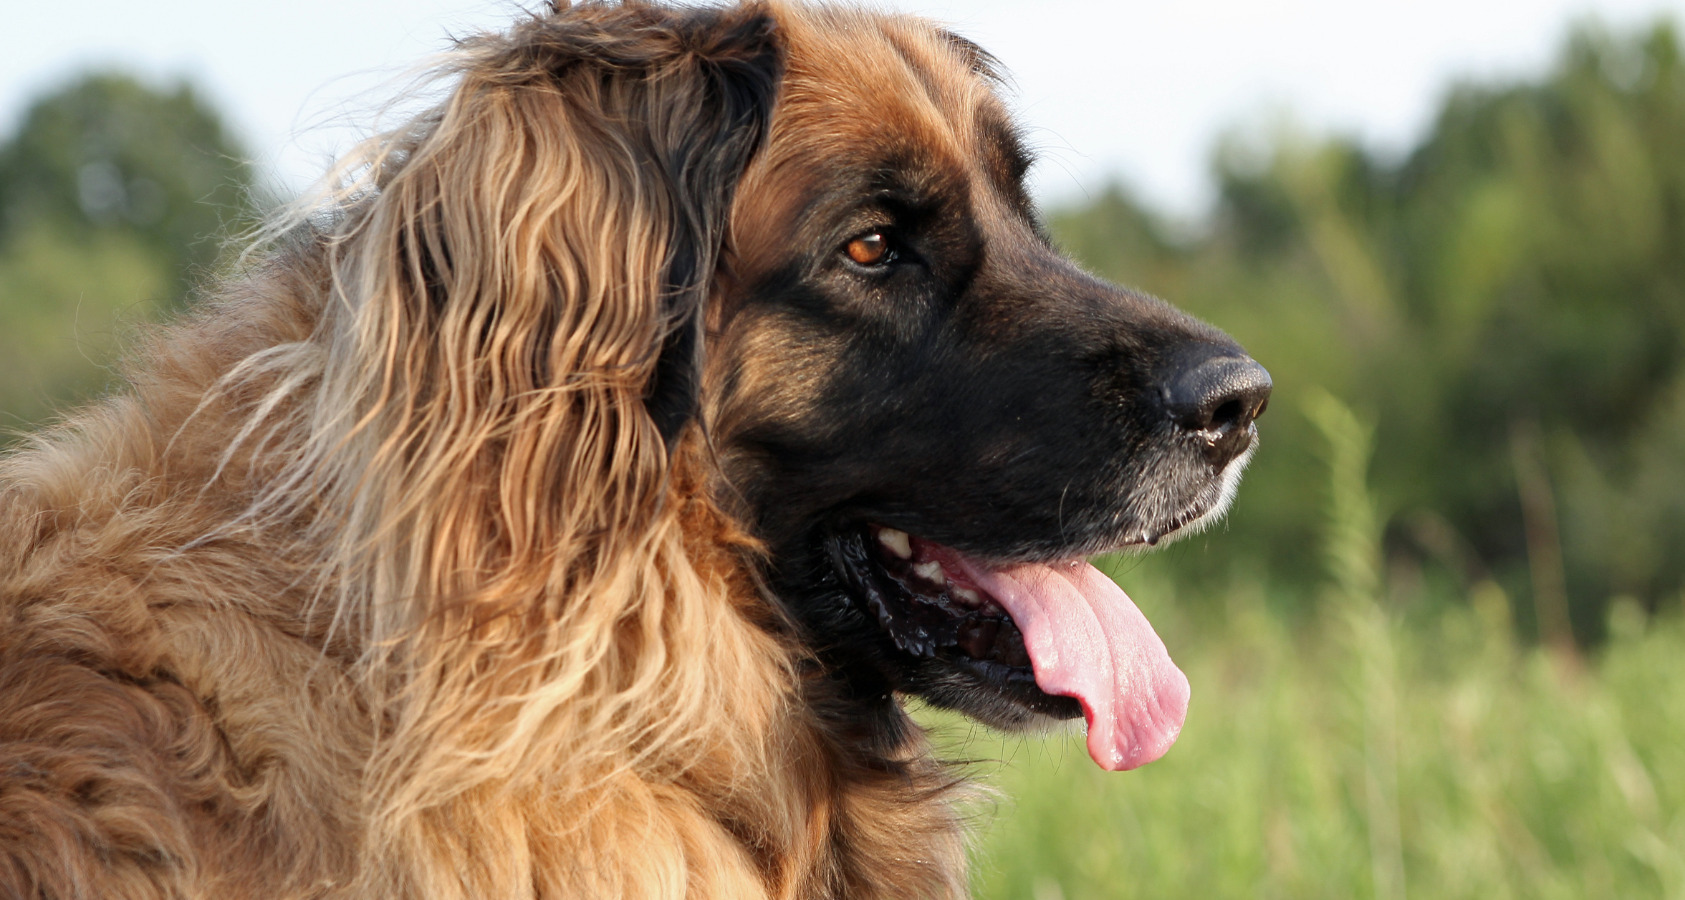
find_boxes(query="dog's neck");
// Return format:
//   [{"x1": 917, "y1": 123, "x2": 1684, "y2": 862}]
[{"x1": 656, "y1": 448, "x2": 973, "y2": 899}]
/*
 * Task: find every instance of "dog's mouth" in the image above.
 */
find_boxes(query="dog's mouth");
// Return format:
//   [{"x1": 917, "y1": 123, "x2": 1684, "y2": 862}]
[{"x1": 829, "y1": 524, "x2": 1191, "y2": 771}]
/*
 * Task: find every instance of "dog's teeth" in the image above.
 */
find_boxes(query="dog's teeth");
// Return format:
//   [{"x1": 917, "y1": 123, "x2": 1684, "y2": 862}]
[
  {"x1": 913, "y1": 560, "x2": 946, "y2": 585},
  {"x1": 952, "y1": 586, "x2": 982, "y2": 606},
  {"x1": 876, "y1": 527, "x2": 912, "y2": 559}
]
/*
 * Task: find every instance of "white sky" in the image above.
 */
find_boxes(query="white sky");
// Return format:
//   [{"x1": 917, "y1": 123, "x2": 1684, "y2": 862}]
[{"x1": 4, "y1": 0, "x2": 1684, "y2": 219}]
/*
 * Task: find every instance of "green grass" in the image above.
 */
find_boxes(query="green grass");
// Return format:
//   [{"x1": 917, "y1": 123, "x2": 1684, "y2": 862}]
[
  {"x1": 0, "y1": 223, "x2": 169, "y2": 430},
  {"x1": 931, "y1": 580, "x2": 1685, "y2": 899},
  {"x1": 923, "y1": 396, "x2": 1685, "y2": 898}
]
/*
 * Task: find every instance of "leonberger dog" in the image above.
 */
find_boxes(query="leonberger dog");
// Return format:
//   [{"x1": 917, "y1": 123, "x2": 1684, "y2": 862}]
[{"x1": 0, "y1": 2, "x2": 1270, "y2": 897}]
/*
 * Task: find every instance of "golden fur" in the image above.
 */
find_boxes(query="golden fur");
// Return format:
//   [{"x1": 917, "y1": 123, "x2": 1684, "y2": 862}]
[{"x1": 0, "y1": 3, "x2": 1014, "y2": 898}]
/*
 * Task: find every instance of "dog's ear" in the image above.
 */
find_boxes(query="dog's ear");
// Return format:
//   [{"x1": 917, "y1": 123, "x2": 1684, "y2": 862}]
[
  {"x1": 504, "y1": 5, "x2": 783, "y2": 448},
  {"x1": 633, "y1": 8, "x2": 782, "y2": 447},
  {"x1": 350, "y1": 2, "x2": 782, "y2": 455},
  {"x1": 320, "y1": 4, "x2": 782, "y2": 619},
  {"x1": 501, "y1": 4, "x2": 784, "y2": 449},
  {"x1": 297, "y1": 7, "x2": 785, "y2": 842}
]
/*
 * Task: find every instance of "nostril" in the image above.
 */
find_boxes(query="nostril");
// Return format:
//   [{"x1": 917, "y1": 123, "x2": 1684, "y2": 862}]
[
  {"x1": 1162, "y1": 348, "x2": 1273, "y2": 454},
  {"x1": 1210, "y1": 398, "x2": 1244, "y2": 431}
]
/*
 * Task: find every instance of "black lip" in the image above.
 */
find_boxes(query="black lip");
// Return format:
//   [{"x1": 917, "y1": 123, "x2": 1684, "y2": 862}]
[
  {"x1": 829, "y1": 527, "x2": 975, "y2": 658},
  {"x1": 1112, "y1": 470, "x2": 1241, "y2": 548},
  {"x1": 1117, "y1": 505, "x2": 1206, "y2": 548},
  {"x1": 949, "y1": 656, "x2": 1080, "y2": 718},
  {"x1": 826, "y1": 525, "x2": 1082, "y2": 719}
]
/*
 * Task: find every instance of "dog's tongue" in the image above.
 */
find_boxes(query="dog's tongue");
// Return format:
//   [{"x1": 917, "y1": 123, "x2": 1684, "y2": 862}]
[{"x1": 954, "y1": 558, "x2": 1190, "y2": 771}]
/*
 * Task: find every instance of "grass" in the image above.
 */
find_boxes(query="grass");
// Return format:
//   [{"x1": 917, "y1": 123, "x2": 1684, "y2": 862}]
[
  {"x1": 921, "y1": 396, "x2": 1685, "y2": 898},
  {"x1": 0, "y1": 223, "x2": 169, "y2": 430}
]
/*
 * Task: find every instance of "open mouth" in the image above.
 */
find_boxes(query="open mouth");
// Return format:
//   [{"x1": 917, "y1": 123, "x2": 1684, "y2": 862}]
[
  {"x1": 829, "y1": 523, "x2": 1192, "y2": 771},
  {"x1": 834, "y1": 525, "x2": 1037, "y2": 668}
]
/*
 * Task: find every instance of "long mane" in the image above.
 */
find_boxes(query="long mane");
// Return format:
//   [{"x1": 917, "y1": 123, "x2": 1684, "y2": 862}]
[
  {"x1": 237, "y1": 9, "x2": 804, "y2": 892},
  {"x1": 0, "y1": 5, "x2": 973, "y2": 898}
]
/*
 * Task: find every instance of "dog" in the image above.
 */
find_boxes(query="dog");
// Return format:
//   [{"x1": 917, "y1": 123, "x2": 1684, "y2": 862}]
[{"x1": 0, "y1": 2, "x2": 1270, "y2": 897}]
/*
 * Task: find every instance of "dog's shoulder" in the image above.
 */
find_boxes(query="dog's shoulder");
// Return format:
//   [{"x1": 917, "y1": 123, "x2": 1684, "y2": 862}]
[{"x1": 0, "y1": 243, "x2": 366, "y2": 898}]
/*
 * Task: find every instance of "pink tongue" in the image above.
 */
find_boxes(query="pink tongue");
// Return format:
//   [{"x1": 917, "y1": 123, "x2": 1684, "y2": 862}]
[{"x1": 954, "y1": 558, "x2": 1190, "y2": 771}]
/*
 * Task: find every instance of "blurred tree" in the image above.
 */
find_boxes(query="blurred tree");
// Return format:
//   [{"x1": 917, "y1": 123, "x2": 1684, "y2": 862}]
[
  {"x1": 0, "y1": 72, "x2": 256, "y2": 429},
  {"x1": 0, "y1": 73, "x2": 256, "y2": 295},
  {"x1": 1053, "y1": 20, "x2": 1685, "y2": 642}
]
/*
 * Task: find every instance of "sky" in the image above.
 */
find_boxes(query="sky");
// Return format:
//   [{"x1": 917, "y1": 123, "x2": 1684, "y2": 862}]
[{"x1": 4, "y1": 0, "x2": 1684, "y2": 220}]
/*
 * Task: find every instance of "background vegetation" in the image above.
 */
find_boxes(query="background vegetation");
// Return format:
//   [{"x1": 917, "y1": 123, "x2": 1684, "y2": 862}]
[
  {"x1": 1057, "y1": 20, "x2": 1685, "y2": 643},
  {"x1": 2, "y1": 18, "x2": 1683, "y2": 899},
  {"x1": 0, "y1": 72, "x2": 254, "y2": 427}
]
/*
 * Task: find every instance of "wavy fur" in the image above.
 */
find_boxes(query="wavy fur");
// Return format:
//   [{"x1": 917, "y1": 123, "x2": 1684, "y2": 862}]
[{"x1": 1, "y1": 3, "x2": 976, "y2": 898}]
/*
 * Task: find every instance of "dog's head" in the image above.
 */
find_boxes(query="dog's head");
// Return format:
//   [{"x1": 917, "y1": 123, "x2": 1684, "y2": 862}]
[
  {"x1": 699, "y1": 7, "x2": 1270, "y2": 771},
  {"x1": 331, "y1": 1, "x2": 1268, "y2": 774}
]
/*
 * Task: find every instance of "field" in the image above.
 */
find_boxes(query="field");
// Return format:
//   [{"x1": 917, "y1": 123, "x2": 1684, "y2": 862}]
[
  {"x1": 939, "y1": 581, "x2": 1685, "y2": 899},
  {"x1": 929, "y1": 398, "x2": 1685, "y2": 899}
]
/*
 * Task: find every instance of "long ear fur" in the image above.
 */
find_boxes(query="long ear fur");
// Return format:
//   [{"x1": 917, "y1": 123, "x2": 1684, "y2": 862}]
[
  {"x1": 251, "y1": 4, "x2": 786, "y2": 892},
  {"x1": 638, "y1": 9, "x2": 783, "y2": 446}
]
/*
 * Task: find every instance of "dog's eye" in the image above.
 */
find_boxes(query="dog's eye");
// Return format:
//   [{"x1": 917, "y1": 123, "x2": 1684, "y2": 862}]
[{"x1": 844, "y1": 232, "x2": 896, "y2": 267}]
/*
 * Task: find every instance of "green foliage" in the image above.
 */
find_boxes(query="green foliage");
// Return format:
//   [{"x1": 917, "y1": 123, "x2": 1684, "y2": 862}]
[
  {"x1": 0, "y1": 72, "x2": 255, "y2": 430},
  {"x1": 952, "y1": 594, "x2": 1685, "y2": 899},
  {"x1": 0, "y1": 224, "x2": 168, "y2": 426},
  {"x1": 1049, "y1": 20, "x2": 1685, "y2": 638},
  {"x1": 0, "y1": 72, "x2": 256, "y2": 291}
]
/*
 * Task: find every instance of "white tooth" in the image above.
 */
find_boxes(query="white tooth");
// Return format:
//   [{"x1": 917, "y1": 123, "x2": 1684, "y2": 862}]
[
  {"x1": 877, "y1": 528, "x2": 912, "y2": 559},
  {"x1": 952, "y1": 586, "x2": 982, "y2": 606},
  {"x1": 913, "y1": 560, "x2": 946, "y2": 585}
]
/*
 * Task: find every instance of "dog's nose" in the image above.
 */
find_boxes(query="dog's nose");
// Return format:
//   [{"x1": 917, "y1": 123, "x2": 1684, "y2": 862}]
[{"x1": 1162, "y1": 346, "x2": 1272, "y2": 469}]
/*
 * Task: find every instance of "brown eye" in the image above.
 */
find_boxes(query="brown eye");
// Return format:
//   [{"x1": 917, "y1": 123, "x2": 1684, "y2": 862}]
[{"x1": 845, "y1": 232, "x2": 893, "y2": 267}]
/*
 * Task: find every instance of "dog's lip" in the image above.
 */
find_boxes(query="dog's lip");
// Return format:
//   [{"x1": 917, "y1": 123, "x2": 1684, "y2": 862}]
[
  {"x1": 829, "y1": 525, "x2": 1039, "y2": 669},
  {"x1": 1114, "y1": 517, "x2": 1189, "y2": 549},
  {"x1": 1111, "y1": 493, "x2": 1228, "y2": 549}
]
